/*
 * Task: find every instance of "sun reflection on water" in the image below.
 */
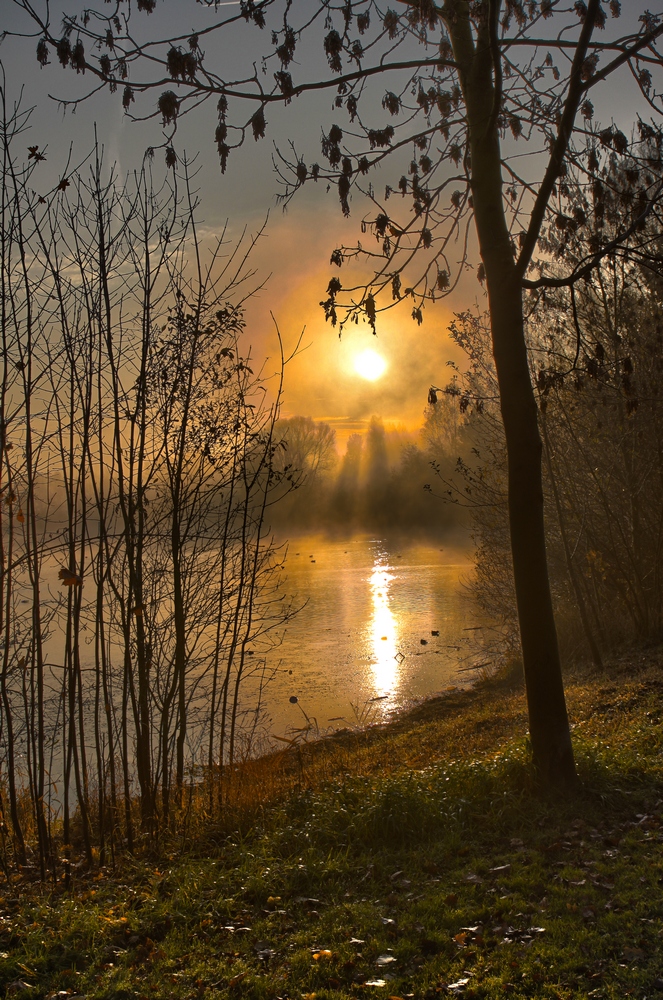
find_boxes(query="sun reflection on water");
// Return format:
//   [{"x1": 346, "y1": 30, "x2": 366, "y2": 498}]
[{"x1": 369, "y1": 556, "x2": 400, "y2": 696}]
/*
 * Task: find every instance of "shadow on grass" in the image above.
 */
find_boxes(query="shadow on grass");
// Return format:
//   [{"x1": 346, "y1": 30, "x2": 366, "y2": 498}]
[
  {"x1": 265, "y1": 734, "x2": 663, "y2": 861},
  {"x1": 3, "y1": 723, "x2": 663, "y2": 1000}
]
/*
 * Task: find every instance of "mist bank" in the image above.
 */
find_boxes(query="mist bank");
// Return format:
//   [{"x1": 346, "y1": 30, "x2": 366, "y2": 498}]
[{"x1": 269, "y1": 405, "x2": 470, "y2": 541}]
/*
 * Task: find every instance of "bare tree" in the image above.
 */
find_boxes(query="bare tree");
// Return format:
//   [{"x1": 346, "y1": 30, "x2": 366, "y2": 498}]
[
  {"x1": 0, "y1": 86, "x2": 294, "y2": 869},
  {"x1": 534, "y1": 150, "x2": 663, "y2": 654}
]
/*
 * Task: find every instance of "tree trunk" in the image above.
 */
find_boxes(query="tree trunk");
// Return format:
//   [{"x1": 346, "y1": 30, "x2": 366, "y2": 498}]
[
  {"x1": 487, "y1": 272, "x2": 576, "y2": 787},
  {"x1": 450, "y1": 10, "x2": 576, "y2": 789}
]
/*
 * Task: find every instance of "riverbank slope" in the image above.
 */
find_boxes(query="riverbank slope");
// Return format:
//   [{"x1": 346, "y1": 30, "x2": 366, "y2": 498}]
[{"x1": 4, "y1": 647, "x2": 663, "y2": 1000}]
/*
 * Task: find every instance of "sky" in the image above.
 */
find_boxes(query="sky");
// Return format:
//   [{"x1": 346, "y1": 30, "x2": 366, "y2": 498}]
[
  {"x1": 1, "y1": 1, "x2": 655, "y2": 448},
  {"x1": 0, "y1": 1, "x2": 475, "y2": 449}
]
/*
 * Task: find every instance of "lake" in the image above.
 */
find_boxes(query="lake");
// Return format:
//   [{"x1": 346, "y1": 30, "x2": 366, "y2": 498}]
[
  {"x1": 11, "y1": 534, "x2": 479, "y2": 786},
  {"x1": 262, "y1": 536, "x2": 479, "y2": 740}
]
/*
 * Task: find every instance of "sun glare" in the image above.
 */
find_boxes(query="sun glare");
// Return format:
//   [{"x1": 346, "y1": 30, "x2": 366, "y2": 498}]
[
  {"x1": 369, "y1": 560, "x2": 398, "y2": 697},
  {"x1": 353, "y1": 348, "x2": 388, "y2": 381}
]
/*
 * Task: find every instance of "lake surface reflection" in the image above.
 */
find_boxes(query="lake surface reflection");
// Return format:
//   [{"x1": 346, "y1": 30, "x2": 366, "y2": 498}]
[{"x1": 264, "y1": 536, "x2": 477, "y2": 738}]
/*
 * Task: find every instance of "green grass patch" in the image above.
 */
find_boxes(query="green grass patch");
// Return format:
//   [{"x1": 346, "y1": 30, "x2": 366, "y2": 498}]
[{"x1": 3, "y1": 653, "x2": 663, "y2": 999}]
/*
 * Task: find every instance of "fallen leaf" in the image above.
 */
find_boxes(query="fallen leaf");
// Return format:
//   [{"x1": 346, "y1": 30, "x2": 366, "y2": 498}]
[
  {"x1": 500, "y1": 926, "x2": 545, "y2": 944},
  {"x1": 228, "y1": 972, "x2": 246, "y2": 987},
  {"x1": 376, "y1": 954, "x2": 397, "y2": 966},
  {"x1": 447, "y1": 978, "x2": 470, "y2": 991},
  {"x1": 350, "y1": 937, "x2": 366, "y2": 945},
  {"x1": 16, "y1": 966, "x2": 36, "y2": 979},
  {"x1": 364, "y1": 981, "x2": 387, "y2": 988},
  {"x1": 312, "y1": 950, "x2": 332, "y2": 961}
]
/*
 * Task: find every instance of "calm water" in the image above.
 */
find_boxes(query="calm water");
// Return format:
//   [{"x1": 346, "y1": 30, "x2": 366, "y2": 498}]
[
  {"x1": 263, "y1": 536, "x2": 478, "y2": 739},
  {"x1": 25, "y1": 535, "x2": 477, "y2": 776}
]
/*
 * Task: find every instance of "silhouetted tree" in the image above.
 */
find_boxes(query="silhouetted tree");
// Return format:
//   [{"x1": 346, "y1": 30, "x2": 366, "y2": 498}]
[
  {"x1": 276, "y1": 417, "x2": 337, "y2": 481},
  {"x1": 333, "y1": 432, "x2": 363, "y2": 528},
  {"x1": 363, "y1": 417, "x2": 390, "y2": 529},
  {"x1": 0, "y1": 98, "x2": 293, "y2": 869}
]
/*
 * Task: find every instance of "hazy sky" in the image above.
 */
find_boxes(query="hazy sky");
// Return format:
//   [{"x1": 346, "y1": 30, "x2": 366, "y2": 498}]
[{"x1": 1, "y1": 1, "x2": 653, "y2": 444}]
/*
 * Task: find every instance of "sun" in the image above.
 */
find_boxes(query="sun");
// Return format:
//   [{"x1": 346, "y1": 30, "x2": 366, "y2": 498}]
[{"x1": 353, "y1": 348, "x2": 388, "y2": 381}]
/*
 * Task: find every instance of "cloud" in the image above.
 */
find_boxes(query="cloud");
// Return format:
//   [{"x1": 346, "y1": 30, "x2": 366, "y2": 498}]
[{"x1": 239, "y1": 201, "x2": 466, "y2": 434}]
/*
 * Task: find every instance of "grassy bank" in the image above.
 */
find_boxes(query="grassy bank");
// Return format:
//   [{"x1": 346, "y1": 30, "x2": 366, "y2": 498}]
[{"x1": 4, "y1": 649, "x2": 663, "y2": 1000}]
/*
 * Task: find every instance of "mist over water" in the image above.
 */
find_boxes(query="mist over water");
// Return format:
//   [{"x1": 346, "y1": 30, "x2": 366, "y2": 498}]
[
  {"x1": 262, "y1": 535, "x2": 478, "y2": 740},
  {"x1": 270, "y1": 405, "x2": 469, "y2": 541},
  {"x1": 255, "y1": 404, "x2": 478, "y2": 742}
]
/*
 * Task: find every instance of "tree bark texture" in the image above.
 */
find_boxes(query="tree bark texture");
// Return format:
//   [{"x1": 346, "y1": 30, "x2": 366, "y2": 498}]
[{"x1": 449, "y1": 3, "x2": 576, "y2": 788}]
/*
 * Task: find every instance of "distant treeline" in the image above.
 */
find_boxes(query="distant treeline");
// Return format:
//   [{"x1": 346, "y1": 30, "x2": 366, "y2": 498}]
[{"x1": 270, "y1": 402, "x2": 468, "y2": 538}]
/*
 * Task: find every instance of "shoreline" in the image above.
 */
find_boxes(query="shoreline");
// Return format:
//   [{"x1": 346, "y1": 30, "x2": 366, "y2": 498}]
[{"x1": 4, "y1": 641, "x2": 663, "y2": 1000}]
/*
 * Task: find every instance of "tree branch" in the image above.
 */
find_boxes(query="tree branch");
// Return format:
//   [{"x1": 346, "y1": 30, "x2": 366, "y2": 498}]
[
  {"x1": 582, "y1": 21, "x2": 663, "y2": 92},
  {"x1": 514, "y1": 0, "x2": 601, "y2": 281},
  {"x1": 488, "y1": 0, "x2": 503, "y2": 136},
  {"x1": 522, "y1": 179, "x2": 663, "y2": 290}
]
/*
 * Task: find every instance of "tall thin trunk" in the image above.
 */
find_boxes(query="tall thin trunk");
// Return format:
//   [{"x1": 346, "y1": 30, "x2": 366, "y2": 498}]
[
  {"x1": 541, "y1": 413, "x2": 603, "y2": 669},
  {"x1": 0, "y1": 460, "x2": 25, "y2": 864},
  {"x1": 449, "y1": 2, "x2": 576, "y2": 787}
]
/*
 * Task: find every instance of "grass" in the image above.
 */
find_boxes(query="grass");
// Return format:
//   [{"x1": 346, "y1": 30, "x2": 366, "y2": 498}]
[{"x1": 4, "y1": 647, "x2": 663, "y2": 1000}]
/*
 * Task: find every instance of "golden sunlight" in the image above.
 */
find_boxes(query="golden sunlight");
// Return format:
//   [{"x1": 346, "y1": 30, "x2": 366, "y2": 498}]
[
  {"x1": 369, "y1": 559, "x2": 399, "y2": 696},
  {"x1": 353, "y1": 348, "x2": 388, "y2": 381}
]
